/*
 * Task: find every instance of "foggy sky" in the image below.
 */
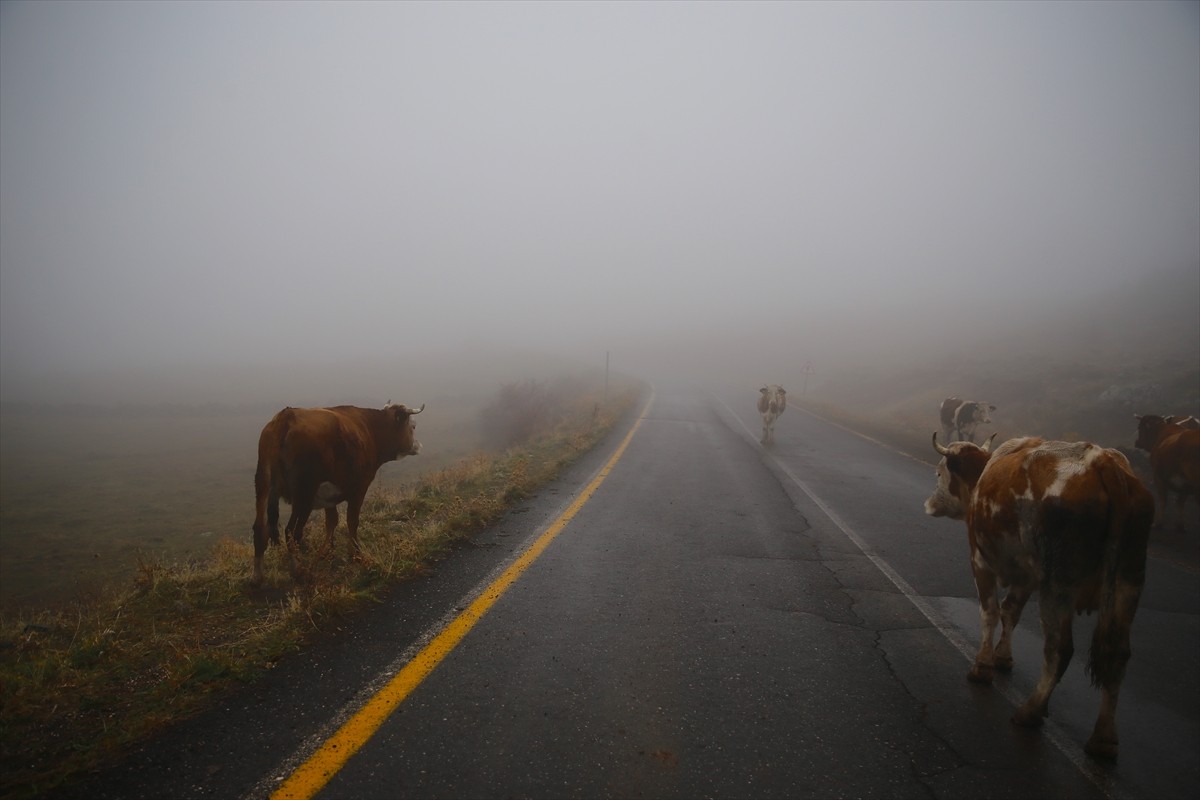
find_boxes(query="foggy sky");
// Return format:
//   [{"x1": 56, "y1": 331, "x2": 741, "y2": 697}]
[{"x1": 2, "y1": 0, "x2": 1198, "y2": 403}]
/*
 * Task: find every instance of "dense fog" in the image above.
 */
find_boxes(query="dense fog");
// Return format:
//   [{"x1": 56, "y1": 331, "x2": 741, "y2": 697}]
[{"x1": 1, "y1": 1, "x2": 1198, "y2": 408}]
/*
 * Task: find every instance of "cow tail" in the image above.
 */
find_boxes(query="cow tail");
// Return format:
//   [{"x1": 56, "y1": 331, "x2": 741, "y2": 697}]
[
  {"x1": 1086, "y1": 460, "x2": 1151, "y2": 688},
  {"x1": 255, "y1": 408, "x2": 296, "y2": 541}
]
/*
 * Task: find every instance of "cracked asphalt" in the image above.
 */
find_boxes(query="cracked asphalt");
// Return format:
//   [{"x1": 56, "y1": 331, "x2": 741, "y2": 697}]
[{"x1": 59, "y1": 387, "x2": 1198, "y2": 799}]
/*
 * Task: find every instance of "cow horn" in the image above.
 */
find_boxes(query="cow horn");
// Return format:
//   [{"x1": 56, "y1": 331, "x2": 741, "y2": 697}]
[
  {"x1": 932, "y1": 432, "x2": 951, "y2": 456},
  {"x1": 982, "y1": 432, "x2": 998, "y2": 453}
]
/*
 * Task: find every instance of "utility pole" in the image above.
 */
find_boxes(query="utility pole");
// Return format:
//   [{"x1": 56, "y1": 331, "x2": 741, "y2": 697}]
[
  {"x1": 605, "y1": 351, "x2": 610, "y2": 405},
  {"x1": 800, "y1": 361, "x2": 814, "y2": 397}
]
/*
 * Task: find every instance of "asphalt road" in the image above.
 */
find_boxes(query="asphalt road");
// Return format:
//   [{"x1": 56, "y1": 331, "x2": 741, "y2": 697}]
[{"x1": 63, "y1": 385, "x2": 1200, "y2": 800}]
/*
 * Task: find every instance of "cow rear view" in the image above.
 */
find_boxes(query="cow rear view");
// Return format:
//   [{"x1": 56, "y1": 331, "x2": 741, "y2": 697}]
[
  {"x1": 924, "y1": 433, "x2": 1154, "y2": 760},
  {"x1": 252, "y1": 402, "x2": 424, "y2": 584}
]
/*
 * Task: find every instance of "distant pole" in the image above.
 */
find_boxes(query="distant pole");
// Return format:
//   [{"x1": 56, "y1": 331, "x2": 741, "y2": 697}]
[
  {"x1": 801, "y1": 361, "x2": 813, "y2": 396},
  {"x1": 605, "y1": 351, "x2": 610, "y2": 405}
]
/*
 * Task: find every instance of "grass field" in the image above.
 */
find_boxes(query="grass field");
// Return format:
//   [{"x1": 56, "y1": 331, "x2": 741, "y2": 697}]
[{"x1": 0, "y1": 395, "x2": 489, "y2": 611}]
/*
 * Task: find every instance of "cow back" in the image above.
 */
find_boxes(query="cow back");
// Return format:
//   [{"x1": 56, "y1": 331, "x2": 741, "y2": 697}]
[{"x1": 969, "y1": 437, "x2": 1152, "y2": 608}]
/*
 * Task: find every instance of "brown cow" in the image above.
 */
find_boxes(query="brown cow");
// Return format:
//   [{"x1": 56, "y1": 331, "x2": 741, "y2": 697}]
[
  {"x1": 252, "y1": 402, "x2": 424, "y2": 584},
  {"x1": 1134, "y1": 414, "x2": 1200, "y2": 532},
  {"x1": 924, "y1": 433, "x2": 1154, "y2": 760}
]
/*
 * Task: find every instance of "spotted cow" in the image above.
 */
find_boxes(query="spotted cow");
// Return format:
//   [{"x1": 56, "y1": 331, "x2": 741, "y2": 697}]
[
  {"x1": 757, "y1": 385, "x2": 787, "y2": 445},
  {"x1": 924, "y1": 433, "x2": 1154, "y2": 760},
  {"x1": 939, "y1": 397, "x2": 996, "y2": 444}
]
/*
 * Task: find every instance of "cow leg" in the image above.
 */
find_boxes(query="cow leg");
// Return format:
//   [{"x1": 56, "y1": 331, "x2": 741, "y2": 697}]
[
  {"x1": 323, "y1": 506, "x2": 339, "y2": 550},
  {"x1": 1013, "y1": 590, "x2": 1073, "y2": 728},
  {"x1": 284, "y1": 501, "x2": 314, "y2": 551},
  {"x1": 969, "y1": 563, "x2": 1001, "y2": 684},
  {"x1": 993, "y1": 582, "x2": 1033, "y2": 672},
  {"x1": 1174, "y1": 491, "x2": 1189, "y2": 534},
  {"x1": 1084, "y1": 574, "x2": 1143, "y2": 760},
  {"x1": 345, "y1": 495, "x2": 366, "y2": 560},
  {"x1": 1153, "y1": 483, "x2": 1169, "y2": 529},
  {"x1": 266, "y1": 492, "x2": 281, "y2": 545}
]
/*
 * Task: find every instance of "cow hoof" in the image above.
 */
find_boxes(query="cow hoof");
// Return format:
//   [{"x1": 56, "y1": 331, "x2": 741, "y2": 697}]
[
  {"x1": 1085, "y1": 736, "x2": 1118, "y2": 761},
  {"x1": 1011, "y1": 707, "x2": 1046, "y2": 728},
  {"x1": 994, "y1": 655, "x2": 1014, "y2": 672},
  {"x1": 967, "y1": 664, "x2": 994, "y2": 684}
]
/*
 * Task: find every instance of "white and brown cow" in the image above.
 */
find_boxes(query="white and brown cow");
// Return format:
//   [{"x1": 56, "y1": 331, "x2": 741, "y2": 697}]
[
  {"x1": 939, "y1": 397, "x2": 996, "y2": 444},
  {"x1": 757, "y1": 385, "x2": 787, "y2": 445},
  {"x1": 924, "y1": 433, "x2": 1154, "y2": 760},
  {"x1": 252, "y1": 402, "x2": 424, "y2": 584}
]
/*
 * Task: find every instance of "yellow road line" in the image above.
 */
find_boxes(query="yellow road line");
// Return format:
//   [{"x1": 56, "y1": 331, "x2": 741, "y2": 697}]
[{"x1": 271, "y1": 391, "x2": 655, "y2": 800}]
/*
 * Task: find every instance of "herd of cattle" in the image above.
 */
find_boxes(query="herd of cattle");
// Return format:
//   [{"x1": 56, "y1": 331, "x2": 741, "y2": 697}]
[
  {"x1": 756, "y1": 388, "x2": 1198, "y2": 760},
  {"x1": 923, "y1": 398, "x2": 1198, "y2": 761},
  {"x1": 248, "y1": 389, "x2": 1198, "y2": 762}
]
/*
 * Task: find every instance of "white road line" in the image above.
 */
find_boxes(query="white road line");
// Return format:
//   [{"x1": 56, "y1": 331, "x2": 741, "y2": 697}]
[{"x1": 715, "y1": 396, "x2": 1125, "y2": 800}]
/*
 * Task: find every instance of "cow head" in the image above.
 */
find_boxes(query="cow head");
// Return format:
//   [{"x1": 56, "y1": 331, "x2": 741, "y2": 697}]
[
  {"x1": 924, "y1": 432, "x2": 997, "y2": 519},
  {"x1": 1134, "y1": 414, "x2": 1169, "y2": 452},
  {"x1": 385, "y1": 401, "x2": 425, "y2": 456},
  {"x1": 960, "y1": 402, "x2": 996, "y2": 426},
  {"x1": 758, "y1": 385, "x2": 786, "y2": 414}
]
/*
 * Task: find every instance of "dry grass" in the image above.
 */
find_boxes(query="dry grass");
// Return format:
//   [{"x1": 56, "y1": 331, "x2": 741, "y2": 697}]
[{"x1": 0, "y1": 384, "x2": 639, "y2": 799}]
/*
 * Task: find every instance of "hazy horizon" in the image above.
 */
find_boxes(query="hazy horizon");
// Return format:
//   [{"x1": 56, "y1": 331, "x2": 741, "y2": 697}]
[{"x1": 2, "y1": 1, "x2": 1198, "y2": 406}]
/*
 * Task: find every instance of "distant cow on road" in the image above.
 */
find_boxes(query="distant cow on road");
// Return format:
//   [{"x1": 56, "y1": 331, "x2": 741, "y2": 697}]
[
  {"x1": 1134, "y1": 414, "x2": 1200, "y2": 533},
  {"x1": 939, "y1": 397, "x2": 996, "y2": 444},
  {"x1": 924, "y1": 433, "x2": 1153, "y2": 760},
  {"x1": 252, "y1": 402, "x2": 424, "y2": 584},
  {"x1": 757, "y1": 385, "x2": 787, "y2": 445}
]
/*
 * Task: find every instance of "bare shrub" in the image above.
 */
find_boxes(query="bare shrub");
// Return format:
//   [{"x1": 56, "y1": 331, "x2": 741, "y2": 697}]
[{"x1": 479, "y1": 378, "x2": 567, "y2": 450}]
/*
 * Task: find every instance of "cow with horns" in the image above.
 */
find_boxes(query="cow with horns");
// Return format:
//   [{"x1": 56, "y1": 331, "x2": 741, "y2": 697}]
[{"x1": 924, "y1": 432, "x2": 1154, "y2": 760}]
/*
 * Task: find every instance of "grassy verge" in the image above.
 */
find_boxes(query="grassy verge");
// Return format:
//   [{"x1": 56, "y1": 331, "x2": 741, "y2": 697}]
[{"x1": 0, "y1": 385, "x2": 639, "y2": 799}]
